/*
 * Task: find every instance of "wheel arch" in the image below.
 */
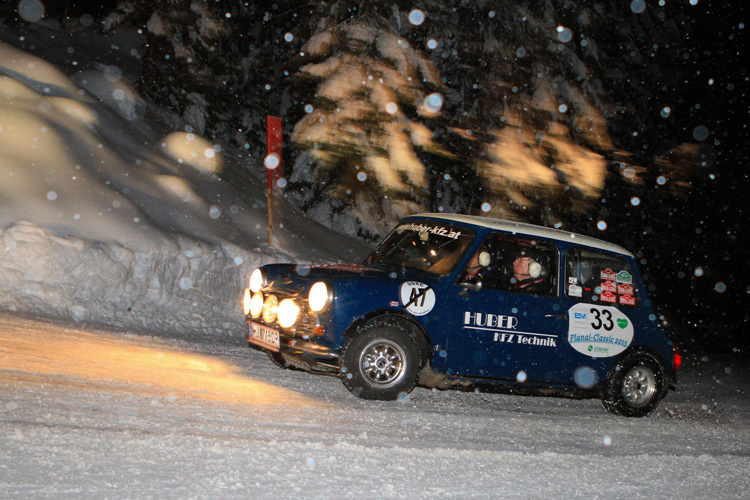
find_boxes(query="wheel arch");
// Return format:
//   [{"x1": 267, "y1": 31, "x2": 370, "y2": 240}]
[{"x1": 344, "y1": 309, "x2": 432, "y2": 368}]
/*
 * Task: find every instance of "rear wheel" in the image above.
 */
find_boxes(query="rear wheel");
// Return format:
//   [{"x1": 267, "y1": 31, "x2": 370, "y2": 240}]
[
  {"x1": 340, "y1": 320, "x2": 421, "y2": 400},
  {"x1": 603, "y1": 353, "x2": 664, "y2": 417}
]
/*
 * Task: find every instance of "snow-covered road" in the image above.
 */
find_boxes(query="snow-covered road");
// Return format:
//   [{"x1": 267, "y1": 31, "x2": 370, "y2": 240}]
[{"x1": 1, "y1": 312, "x2": 747, "y2": 499}]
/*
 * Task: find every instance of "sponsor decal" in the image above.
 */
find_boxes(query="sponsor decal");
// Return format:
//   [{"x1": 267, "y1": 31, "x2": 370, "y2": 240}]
[
  {"x1": 568, "y1": 284, "x2": 583, "y2": 297},
  {"x1": 464, "y1": 311, "x2": 556, "y2": 348},
  {"x1": 617, "y1": 283, "x2": 634, "y2": 296},
  {"x1": 567, "y1": 303, "x2": 634, "y2": 358},
  {"x1": 568, "y1": 277, "x2": 578, "y2": 285},
  {"x1": 399, "y1": 281, "x2": 436, "y2": 316},
  {"x1": 600, "y1": 291, "x2": 617, "y2": 303},
  {"x1": 600, "y1": 268, "x2": 617, "y2": 281},
  {"x1": 398, "y1": 223, "x2": 463, "y2": 240},
  {"x1": 616, "y1": 270, "x2": 633, "y2": 284},
  {"x1": 619, "y1": 294, "x2": 636, "y2": 306},
  {"x1": 464, "y1": 311, "x2": 519, "y2": 329},
  {"x1": 389, "y1": 301, "x2": 400, "y2": 307},
  {"x1": 600, "y1": 280, "x2": 617, "y2": 294}
]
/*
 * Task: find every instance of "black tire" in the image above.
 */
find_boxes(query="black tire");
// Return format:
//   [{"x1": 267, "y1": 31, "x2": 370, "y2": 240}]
[
  {"x1": 602, "y1": 352, "x2": 664, "y2": 417},
  {"x1": 340, "y1": 320, "x2": 421, "y2": 400}
]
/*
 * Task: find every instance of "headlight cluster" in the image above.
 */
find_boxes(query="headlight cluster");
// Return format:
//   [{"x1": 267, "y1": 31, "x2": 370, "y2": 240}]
[
  {"x1": 308, "y1": 281, "x2": 330, "y2": 312},
  {"x1": 243, "y1": 269, "x2": 331, "y2": 331}
]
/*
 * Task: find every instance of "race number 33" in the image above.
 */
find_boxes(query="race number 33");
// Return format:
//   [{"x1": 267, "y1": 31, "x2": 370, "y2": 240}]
[{"x1": 567, "y1": 303, "x2": 634, "y2": 358}]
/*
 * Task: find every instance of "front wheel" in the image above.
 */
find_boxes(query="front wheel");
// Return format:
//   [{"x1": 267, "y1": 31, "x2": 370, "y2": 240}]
[
  {"x1": 340, "y1": 321, "x2": 421, "y2": 400},
  {"x1": 602, "y1": 353, "x2": 664, "y2": 417}
]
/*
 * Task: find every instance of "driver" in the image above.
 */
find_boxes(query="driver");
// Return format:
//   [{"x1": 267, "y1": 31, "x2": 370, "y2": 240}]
[
  {"x1": 462, "y1": 250, "x2": 491, "y2": 283},
  {"x1": 511, "y1": 255, "x2": 547, "y2": 292}
]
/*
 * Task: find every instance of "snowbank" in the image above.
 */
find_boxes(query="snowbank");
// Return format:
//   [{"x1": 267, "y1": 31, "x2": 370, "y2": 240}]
[{"x1": 0, "y1": 24, "x2": 370, "y2": 337}]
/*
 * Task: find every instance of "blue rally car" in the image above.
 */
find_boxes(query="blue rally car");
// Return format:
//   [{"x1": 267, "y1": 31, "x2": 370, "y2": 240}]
[{"x1": 243, "y1": 214, "x2": 680, "y2": 417}]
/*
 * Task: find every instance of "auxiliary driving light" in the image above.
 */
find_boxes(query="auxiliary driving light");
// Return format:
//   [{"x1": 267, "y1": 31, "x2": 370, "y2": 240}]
[
  {"x1": 243, "y1": 288, "x2": 252, "y2": 316},
  {"x1": 262, "y1": 294, "x2": 279, "y2": 324},
  {"x1": 250, "y1": 292, "x2": 264, "y2": 318},
  {"x1": 278, "y1": 298, "x2": 300, "y2": 329},
  {"x1": 249, "y1": 268, "x2": 264, "y2": 293}
]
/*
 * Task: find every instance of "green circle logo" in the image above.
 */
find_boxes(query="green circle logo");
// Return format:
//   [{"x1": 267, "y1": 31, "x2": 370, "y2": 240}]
[{"x1": 588, "y1": 345, "x2": 593, "y2": 352}]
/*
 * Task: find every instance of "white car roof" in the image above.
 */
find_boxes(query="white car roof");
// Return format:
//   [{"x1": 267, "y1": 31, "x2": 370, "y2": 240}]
[{"x1": 412, "y1": 213, "x2": 634, "y2": 257}]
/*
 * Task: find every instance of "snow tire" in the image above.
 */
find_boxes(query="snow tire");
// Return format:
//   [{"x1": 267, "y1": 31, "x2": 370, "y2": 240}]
[
  {"x1": 340, "y1": 319, "x2": 421, "y2": 400},
  {"x1": 602, "y1": 352, "x2": 664, "y2": 417}
]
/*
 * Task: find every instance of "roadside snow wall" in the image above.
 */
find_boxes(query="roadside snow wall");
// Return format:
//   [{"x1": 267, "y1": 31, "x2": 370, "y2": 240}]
[{"x1": 0, "y1": 220, "x2": 270, "y2": 338}]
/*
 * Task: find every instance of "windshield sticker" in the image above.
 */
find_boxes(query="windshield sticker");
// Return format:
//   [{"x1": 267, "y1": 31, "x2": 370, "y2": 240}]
[
  {"x1": 600, "y1": 281, "x2": 617, "y2": 294},
  {"x1": 568, "y1": 284, "x2": 582, "y2": 297},
  {"x1": 619, "y1": 295, "x2": 636, "y2": 306},
  {"x1": 568, "y1": 303, "x2": 634, "y2": 358},
  {"x1": 600, "y1": 268, "x2": 617, "y2": 281},
  {"x1": 399, "y1": 281, "x2": 436, "y2": 316},
  {"x1": 398, "y1": 223, "x2": 463, "y2": 240},
  {"x1": 616, "y1": 270, "x2": 633, "y2": 284},
  {"x1": 618, "y1": 283, "x2": 634, "y2": 296},
  {"x1": 600, "y1": 291, "x2": 617, "y2": 303}
]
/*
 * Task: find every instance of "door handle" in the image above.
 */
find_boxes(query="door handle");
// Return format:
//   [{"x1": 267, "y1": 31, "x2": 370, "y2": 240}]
[{"x1": 545, "y1": 314, "x2": 568, "y2": 320}]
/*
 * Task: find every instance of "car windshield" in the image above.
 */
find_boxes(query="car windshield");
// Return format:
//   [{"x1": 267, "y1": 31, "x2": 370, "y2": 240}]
[{"x1": 365, "y1": 221, "x2": 475, "y2": 276}]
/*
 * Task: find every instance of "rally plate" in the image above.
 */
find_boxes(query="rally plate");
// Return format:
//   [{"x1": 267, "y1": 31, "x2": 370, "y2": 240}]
[{"x1": 248, "y1": 321, "x2": 281, "y2": 352}]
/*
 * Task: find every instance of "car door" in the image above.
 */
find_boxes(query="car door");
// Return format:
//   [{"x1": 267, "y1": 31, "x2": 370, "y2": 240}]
[{"x1": 441, "y1": 234, "x2": 569, "y2": 383}]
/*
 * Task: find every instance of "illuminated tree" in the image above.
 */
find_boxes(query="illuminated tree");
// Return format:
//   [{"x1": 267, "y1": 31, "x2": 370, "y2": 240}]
[{"x1": 289, "y1": 12, "x2": 451, "y2": 239}]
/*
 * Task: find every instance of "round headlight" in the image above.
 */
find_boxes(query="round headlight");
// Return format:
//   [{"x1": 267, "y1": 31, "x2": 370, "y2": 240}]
[
  {"x1": 308, "y1": 281, "x2": 330, "y2": 312},
  {"x1": 250, "y1": 292, "x2": 264, "y2": 318},
  {"x1": 243, "y1": 288, "x2": 252, "y2": 316},
  {"x1": 262, "y1": 294, "x2": 279, "y2": 324},
  {"x1": 278, "y1": 299, "x2": 300, "y2": 329},
  {"x1": 249, "y1": 268, "x2": 264, "y2": 293}
]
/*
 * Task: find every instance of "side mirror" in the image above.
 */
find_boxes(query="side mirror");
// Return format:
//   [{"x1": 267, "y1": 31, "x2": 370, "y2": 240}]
[{"x1": 459, "y1": 282, "x2": 482, "y2": 297}]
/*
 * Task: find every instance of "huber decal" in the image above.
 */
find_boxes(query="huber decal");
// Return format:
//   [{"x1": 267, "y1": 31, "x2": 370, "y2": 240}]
[
  {"x1": 399, "y1": 281, "x2": 436, "y2": 316},
  {"x1": 568, "y1": 303, "x2": 634, "y2": 358}
]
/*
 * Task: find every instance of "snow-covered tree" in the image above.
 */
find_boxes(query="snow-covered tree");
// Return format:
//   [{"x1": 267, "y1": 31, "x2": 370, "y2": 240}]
[
  {"x1": 289, "y1": 12, "x2": 450, "y2": 239},
  {"x1": 102, "y1": 0, "x2": 227, "y2": 136}
]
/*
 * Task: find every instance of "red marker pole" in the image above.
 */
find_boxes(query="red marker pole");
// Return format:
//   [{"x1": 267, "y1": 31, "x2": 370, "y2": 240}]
[{"x1": 266, "y1": 116, "x2": 282, "y2": 245}]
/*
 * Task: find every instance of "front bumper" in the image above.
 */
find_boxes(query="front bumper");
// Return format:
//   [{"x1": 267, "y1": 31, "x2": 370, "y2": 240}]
[{"x1": 246, "y1": 319, "x2": 340, "y2": 371}]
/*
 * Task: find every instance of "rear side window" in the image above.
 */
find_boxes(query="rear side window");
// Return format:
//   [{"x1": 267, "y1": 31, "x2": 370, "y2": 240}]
[{"x1": 565, "y1": 247, "x2": 638, "y2": 307}]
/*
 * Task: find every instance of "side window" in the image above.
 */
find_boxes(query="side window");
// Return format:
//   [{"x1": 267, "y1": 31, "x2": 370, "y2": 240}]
[
  {"x1": 459, "y1": 234, "x2": 558, "y2": 297},
  {"x1": 565, "y1": 247, "x2": 638, "y2": 307}
]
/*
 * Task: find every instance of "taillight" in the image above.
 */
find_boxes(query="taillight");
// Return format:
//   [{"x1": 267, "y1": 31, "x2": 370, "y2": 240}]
[{"x1": 673, "y1": 343, "x2": 682, "y2": 372}]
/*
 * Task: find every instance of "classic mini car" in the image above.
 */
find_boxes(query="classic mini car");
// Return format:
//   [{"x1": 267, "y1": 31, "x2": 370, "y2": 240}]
[{"x1": 243, "y1": 214, "x2": 680, "y2": 417}]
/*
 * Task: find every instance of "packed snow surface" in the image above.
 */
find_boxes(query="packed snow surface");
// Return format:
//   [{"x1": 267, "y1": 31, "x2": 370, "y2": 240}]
[{"x1": 0, "y1": 313, "x2": 748, "y2": 499}]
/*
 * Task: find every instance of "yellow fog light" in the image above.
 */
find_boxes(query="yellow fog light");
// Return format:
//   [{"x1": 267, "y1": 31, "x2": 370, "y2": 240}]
[
  {"x1": 249, "y1": 268, "x2": 264, "y2": 293},
  {"x1": 308, "y1": 281, "x2": 330, "y2": 312},
  {"x1": 278, "y1": 299, "x2": 300, "y2": 329},
  {"x1": 262, "y1": 294, "x2": 279, "y2": 324},
  {"x1": 243, "y1": 288, "x2": 252, "y2": 316},
  {"x1": 250, "y1": 292, "x2": 264, "y2": 318}
]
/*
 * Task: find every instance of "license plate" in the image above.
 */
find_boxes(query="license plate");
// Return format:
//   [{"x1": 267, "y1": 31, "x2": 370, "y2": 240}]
[{"x1": 248, "y1": 322, "x2": 281, "y2": 351}]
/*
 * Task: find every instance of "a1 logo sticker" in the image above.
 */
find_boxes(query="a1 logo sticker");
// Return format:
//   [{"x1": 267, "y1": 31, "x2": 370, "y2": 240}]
[
  {"x1": 567, "y1": 303, "x2": 634, "y2": 358},
  {"x1": 399, "y1": 281, "x2": 436, "y2": 316}
]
